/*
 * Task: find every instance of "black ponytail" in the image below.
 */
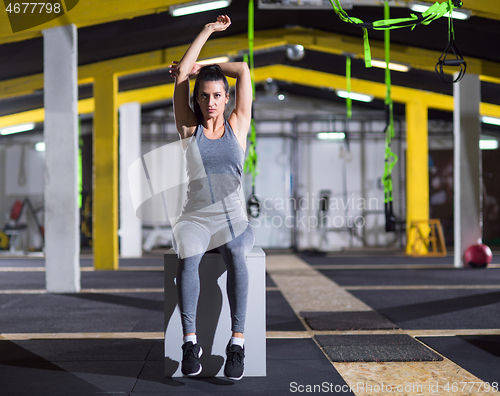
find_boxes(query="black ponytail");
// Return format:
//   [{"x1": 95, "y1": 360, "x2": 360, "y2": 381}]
[{"x1": 192, "y1": 64, "x2": 229, "y2": 122}]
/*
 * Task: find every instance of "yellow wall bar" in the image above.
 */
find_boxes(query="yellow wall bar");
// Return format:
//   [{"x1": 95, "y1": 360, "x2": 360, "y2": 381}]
[
  {"x1": 93, "y1": 74, "x2": 119, "y2": 270},
  {"x1": 405, "y1": 101, "x2": 429, "y2": 254}
]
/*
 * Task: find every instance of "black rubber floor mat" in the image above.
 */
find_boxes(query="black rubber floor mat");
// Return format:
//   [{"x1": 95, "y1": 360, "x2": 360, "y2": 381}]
[
  {"x1": 301, "y1": 311, "x2": 398, "y2": 330},
  {"x1": 268, "y1": 291, "x2": 306, "y2": 331},
  {"x1": 350, "y1": 289, "x2": 500, "y2": 330},
  {"x1": 315, "y1": 334, "x2": 443, "y2": 362}
]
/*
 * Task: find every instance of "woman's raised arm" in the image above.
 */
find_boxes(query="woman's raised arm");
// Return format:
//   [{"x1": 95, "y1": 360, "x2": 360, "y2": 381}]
[
  {"x1": 220, "y1": 62, "x2": 252, "y2": 140},
  {"x1": 171, "y1": 15, "x2": 232, "y2": 138}
]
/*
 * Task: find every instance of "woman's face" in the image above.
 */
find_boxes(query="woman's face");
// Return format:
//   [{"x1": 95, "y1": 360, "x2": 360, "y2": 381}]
[{"x1": 196, "y1": 80, "x2": 229, "y2": 120}]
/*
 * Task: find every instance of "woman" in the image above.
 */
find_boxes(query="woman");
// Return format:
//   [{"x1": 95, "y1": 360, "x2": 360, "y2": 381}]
[{"x1": 169, "y1": 15, "x2": 255, "y2": 380}]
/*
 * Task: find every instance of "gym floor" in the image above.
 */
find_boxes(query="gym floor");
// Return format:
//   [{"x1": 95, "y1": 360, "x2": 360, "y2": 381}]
[{"x1": 0, "y1": 250, "x2": 499, "y2": 395}]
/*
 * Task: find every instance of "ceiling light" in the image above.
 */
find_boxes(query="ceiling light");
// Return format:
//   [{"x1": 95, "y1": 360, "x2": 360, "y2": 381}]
[
  {"x1": 258, "y1": 0, "x2": 353, "y2": 10},
  {"x1": 371, "y1": 59, "x2": 410, "y2": 72},
  {"x1": 35, "y1": 142, "x2": 45, "y2": 152},
  {"x1": 410, "y1": 3, "x2": 470, "y2": 20},
  {"x1": 317, "y1": 132, "x2": 346, "y2": 140},
  {"x1": 482, "y1": 116, "x2": 500, "y2": 126},
  {"x1": 336, "y1": 90, "x2": 374, "y2": 103},
  {"x1": 480, "y1": 140, "x2": 498, "y2": 150},
  {"x1": 0, "y1": 122, "x2": 35, "y2": 135},
  {"x1": 198, "y1": 56, "x2": 230, "y2": 65},
  {"x1": 170, "y1": 0, "x2": 231, "y2": 17}
]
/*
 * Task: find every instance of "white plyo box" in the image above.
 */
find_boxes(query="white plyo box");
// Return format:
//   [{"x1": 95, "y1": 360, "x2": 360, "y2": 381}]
[{"x1": 164, "y1": 247, "x2": 266, "y2": 377}]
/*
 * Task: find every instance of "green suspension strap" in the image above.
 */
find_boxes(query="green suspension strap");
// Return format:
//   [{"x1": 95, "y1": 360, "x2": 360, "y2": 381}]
[
  {"x1": 244, "y1": 0, "x2": 260, "y2": 218},
  {"x1": 328, "y1": 0, "x2": 462, "y2": 72},
  {"x1": 343, "y1": 55, "x2": 352, "y2": 154},
  {"x1": 329, "y1": 0, "x2": 371, "y2": 67},
  {"x1": 345, "y1": 56, "x2": 352, "y2": 119},
  {"x1": 381, "y1": 1, "x2": 398, "y2": 232}
]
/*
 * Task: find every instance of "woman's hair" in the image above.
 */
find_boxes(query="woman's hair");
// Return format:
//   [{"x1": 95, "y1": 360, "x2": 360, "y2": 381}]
[{"x1": 192, "y1": 64, "x2": 229, "y2": 122}]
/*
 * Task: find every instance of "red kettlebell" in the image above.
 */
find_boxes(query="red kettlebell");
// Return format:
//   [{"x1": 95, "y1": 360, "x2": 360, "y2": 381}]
[{"x1": 464, "y1": 244, "x2": 493, "y2": 268}]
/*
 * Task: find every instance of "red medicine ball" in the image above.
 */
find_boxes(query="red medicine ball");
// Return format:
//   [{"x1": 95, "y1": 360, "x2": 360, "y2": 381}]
[{"x1": 464, "y1": 244, "x2": 493, "y2": 268}]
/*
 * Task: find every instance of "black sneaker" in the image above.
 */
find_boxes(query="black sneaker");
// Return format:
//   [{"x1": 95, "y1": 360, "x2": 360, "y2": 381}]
[
  {"x1": 224, "y1": 341, "x2": 245, "y2": 380},
  {"x1": 181, "y1": 341, "x2": 203, "y2": 376}
]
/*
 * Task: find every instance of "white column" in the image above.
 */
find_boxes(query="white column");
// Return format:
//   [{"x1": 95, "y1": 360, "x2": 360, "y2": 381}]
[
  {"x1": 119, "y1": 102, "x2": 143, "y2": 257},
  {"x1": 453, "y1": 73, "x2": 482, "y2": 268},
  {"x1": 43, "y1": 25, "x2": 80, "y2": 292}
]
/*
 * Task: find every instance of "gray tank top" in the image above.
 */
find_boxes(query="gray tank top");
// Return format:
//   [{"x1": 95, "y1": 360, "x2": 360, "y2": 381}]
[{"x1": 181, "y1": 119, "x2": 245, "y2": 215}]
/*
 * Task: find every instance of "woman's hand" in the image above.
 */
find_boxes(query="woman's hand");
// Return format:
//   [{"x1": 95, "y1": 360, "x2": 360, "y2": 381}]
[
  {"x1": 171, "y1": 15, "x2": 231, "y2": 80},
  {"x1": 169, "y1": 61, "x2": 202, "y2": 79},
  {"x1": 207, "y1": 15, "x2": 231, "y2": 32}
]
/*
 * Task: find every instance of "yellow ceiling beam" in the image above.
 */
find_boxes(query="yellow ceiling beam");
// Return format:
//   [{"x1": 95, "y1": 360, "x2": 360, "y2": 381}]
[
  {"x1": 282, "y1": 28, "x2": 499, "y2": 79},
  {"x1": 259, "y1": 64, "x2": 456, "y2": 110},
  {"x1": 0, "y1": 75, "x2": 94, "y2": 101},
  {"x1": 0, "y1": 74, "x2": 44, "y2": 99},
  {"x1": 1, "y1": 0, "x2": 500, "y2": 47},
  {"x1": 78, "y1": 35, "x2": 286, "y2": 80},
  {"x1": 2, "y1": 65, "x2": 500, "y2": 130},
  {"x1": 2, "y1": 27, "x2": 500, "y2": 104},
  {"x1": 465, "y1": 0, "x2": 500, "y2": 20},
  {"x1": 0, "y1": 33, "x2": 286, "y2": 100},
  {"x1": 0, "y1": 97, "x2": 92, "y2": 128},
  {"x1": 0, "y1": 0, "x2": 189, "y2": 45},
  {"x1": 481, "y1": 102, "x2": 500, "y2": 118},
  {"x1": 0, "y1": 108, "x2": 45, "y2": 128}
]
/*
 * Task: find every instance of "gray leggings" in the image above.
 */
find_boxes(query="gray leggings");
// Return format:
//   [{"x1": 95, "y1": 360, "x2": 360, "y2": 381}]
[{"x1": 174, "y1": 223, "x2": 255, "y2": 335}]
